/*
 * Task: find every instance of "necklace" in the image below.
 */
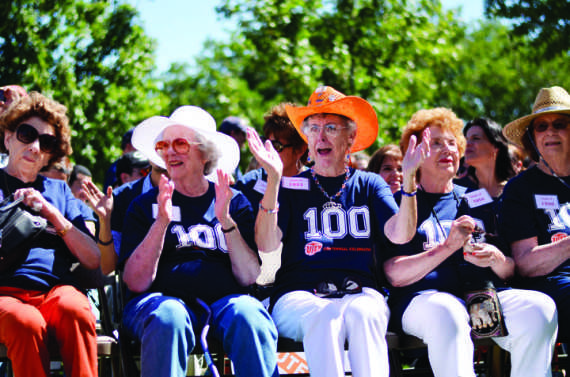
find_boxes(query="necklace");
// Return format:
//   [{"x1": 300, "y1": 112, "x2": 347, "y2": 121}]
[{"x1": 310, "y1": 167, "x2": 350, "y2": 209}]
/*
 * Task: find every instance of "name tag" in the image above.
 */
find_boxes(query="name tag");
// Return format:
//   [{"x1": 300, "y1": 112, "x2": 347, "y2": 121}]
[
  {"x1": 535, "y1": 194, "x2": 559, "y2": 210},
  {"x1": 281, "y1": 177, "x2": 310, "y2": 190},
  {"x1": 253, "y1": 179, "x2": 267, "y2": 194},
  {"x1": 464, "y1": 189, "x2": 493, "y2": 208},
  {"x1": 152, "y1": 204, "x2": 181, "y2": 222}
]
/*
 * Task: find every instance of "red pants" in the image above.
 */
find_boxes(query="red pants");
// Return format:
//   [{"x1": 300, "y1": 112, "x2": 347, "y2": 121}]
[{"x1": 0, "y1": 285, "x2": 97, "y2": 377}]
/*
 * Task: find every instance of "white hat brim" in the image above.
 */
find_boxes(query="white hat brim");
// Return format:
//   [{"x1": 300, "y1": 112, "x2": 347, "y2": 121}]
[{"x1": 132, "y1": 109, "x2": 240, "y2": 181}]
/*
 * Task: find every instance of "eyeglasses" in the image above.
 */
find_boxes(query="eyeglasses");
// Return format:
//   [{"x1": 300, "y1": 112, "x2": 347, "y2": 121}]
[
  {"x1": 16, "y1": 123, "x2": 58, "y2": 154},
  {"x1": 532, "y1": 118, "x2": 569, "y2": 133},
  {"x1": 302, "y1": 123, "x2": 348, "y2": 137},
  {"x1": 154, "y1": 138, "x2": 200, "y2": 156}
]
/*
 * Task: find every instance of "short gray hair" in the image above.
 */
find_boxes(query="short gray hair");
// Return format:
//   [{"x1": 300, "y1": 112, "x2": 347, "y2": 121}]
[{"x1": 194, "y1": 132, "x2": 220, "y2": 176}]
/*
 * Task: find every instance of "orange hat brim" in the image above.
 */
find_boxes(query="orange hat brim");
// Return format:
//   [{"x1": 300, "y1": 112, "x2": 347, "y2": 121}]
[{"x1": 285, "y1": 96, "x2": 378, "y2": 153}]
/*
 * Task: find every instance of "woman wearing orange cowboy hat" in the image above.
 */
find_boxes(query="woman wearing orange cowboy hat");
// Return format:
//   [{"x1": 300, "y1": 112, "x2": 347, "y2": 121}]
[
  {"x1": 248, "y1": 86, "x2": 429, "y2": 377},
  {"x1": 500, "y1": 85, "x2": 570, "y2": 340}
]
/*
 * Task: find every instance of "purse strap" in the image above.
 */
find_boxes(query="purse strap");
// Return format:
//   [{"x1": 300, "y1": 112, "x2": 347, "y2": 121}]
[{"x1": 0, "y1": 195, "x2": 26, "y2": 214}]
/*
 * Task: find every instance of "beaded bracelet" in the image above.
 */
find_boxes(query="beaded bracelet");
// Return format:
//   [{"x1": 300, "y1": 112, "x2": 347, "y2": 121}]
[
  {"x1": 400, "y1": 187, "x2": 417, "y2": 197},
  {"x1": 259, "y1": 201, "x2": 279, "y2": 214}
]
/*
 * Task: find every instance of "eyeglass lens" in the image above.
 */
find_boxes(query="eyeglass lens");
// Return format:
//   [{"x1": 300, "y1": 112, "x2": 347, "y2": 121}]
[
  {"x1": 533, "y1": 119, "x2": 569, "y2": 133},
  {"x1": 16, "y1": 123, "x2": 57, "y2": 153},
  {"x1": 155, "y1": 138, "x2": 195, "y2": 155}
]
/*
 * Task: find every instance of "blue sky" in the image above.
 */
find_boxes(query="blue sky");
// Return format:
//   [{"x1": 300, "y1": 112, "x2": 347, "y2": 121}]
[{"x1": 128, "y1": 0, "x2": 484, "y2": 73}]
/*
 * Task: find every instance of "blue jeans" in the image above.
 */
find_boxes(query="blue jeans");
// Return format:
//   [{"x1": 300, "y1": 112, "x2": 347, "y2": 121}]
[{"x1": 123, "y1": 292, "x2": 279, "y2": 377}]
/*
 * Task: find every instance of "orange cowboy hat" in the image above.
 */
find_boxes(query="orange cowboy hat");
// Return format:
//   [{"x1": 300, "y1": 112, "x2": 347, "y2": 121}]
[
  {"x1": 503, "y1": 86, "x2": 570, "y2": 148},
  {"x1": 285, "y1": 86, "x2": 378, "y2": 153}
]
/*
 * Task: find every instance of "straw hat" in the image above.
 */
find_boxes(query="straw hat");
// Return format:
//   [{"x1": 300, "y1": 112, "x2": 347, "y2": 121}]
[
  {"x1": 285, "y1": 86, "x2": 378, "y2": 153},
  {"x1": 503, "y1": 86, "x2": 570, "y2": 148},
  {"x1": 131, "y1": 106, "x2": 240, "y2": 181}
]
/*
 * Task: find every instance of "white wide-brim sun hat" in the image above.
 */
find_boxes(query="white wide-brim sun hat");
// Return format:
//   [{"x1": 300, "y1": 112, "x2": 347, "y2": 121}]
[{"x1": 131, "y1": 105, "x2": 240, "y2": 182}]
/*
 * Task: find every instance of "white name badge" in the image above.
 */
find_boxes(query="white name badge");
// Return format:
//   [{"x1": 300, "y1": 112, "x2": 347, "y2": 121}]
[
  {"x1": 152, "y1": 204, "x2": 182, "y2": 222},
  {"x1": 464, "y1": 189, "x2": 493, "y2": 208},
  {"x1": 281, "y1": 177, "x2": 310, "y2": 190},
  {"x1": 253, "y1": 179, "x2": 267, "y2": 194},
  {"x1": 535, "y1": 194, "x2": 560, "y2": 210}
]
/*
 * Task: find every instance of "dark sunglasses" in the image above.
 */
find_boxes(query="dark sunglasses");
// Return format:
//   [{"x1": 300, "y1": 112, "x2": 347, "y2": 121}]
[
  {"x1": 262, "y1": 137, "x2": 292, "y2": 153},
  {"x1": 0, "y1": 89, "x2": 6, "y2": 103},
  {"x1": 139, "y1": 165, "x2": 151, "y2": 177},
  {"x1": 155, "y1": 138, "x2": 200, "y2": 156},
  {"x1": 314, "y1": 277, "x2": 362, "y2": 298},
  {"x1": 532, "y1": 118, "x2": 569, "y2": 133},
  {"x1": 16, "y1": 123, "x2": 58, "y2": 153}
]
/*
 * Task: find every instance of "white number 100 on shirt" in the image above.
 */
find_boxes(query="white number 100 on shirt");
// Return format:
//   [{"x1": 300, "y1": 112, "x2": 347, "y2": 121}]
[{"x1": 303, "y1": 206, "x2": 371, "y2": 239}]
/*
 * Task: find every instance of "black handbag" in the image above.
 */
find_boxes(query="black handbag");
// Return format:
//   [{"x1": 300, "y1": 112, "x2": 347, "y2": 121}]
[{"x1": 0, "y1": 195, "x2": 47, "y2": 272}]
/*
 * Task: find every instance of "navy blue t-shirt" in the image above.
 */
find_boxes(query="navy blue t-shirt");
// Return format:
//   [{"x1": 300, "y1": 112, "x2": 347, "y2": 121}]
[
  {"x1": 234, "y1": 168, "x2": 266, "y2": 218},
  {"x1": 387, "y1": 185, "x2": 506, "y2": 332},
  {"x1": 0, "y1": 170, "x2": 94, "y2": 291},
  {"x1": 111, "y1": 177, "x2": 146, "y2": 234},
  {"x1": 270, "y1": 168, "x2": 397, "y2": 309},
  {"x1": 119, "y1": 182, "x2": 257, "y2": 304},
  {"x1": 499, "y1": 165, "x2": 570, "y2": 276}
]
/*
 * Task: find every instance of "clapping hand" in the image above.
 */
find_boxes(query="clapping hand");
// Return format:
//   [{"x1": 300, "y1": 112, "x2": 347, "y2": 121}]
[
  {"x1": 156, "y1": 174, "x2": 174, "y2": 224},
  {"x1": 214, "y1": 169, "x2": 233, "y2": 225},
  {"x1": 246, "y1": 128, "x2": 283, "y2": 183},
  {"x1": 83, "y1": 180, "x2": 113, "y2": 222}
]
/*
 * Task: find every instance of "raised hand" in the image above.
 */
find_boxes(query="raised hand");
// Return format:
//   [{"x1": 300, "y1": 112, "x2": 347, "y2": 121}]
[
  {"x1": 83, "y1": 180, "x2": 113, "y2": 222},
  {"x1": 402, "y1": 128, "x2": 431, "y2": 181},
  {"x1": 246, "y1": 128, "x2": 283, "y2": 182},
  {"x1": 214, "y1": 169, "x2": 233, "y2": 225},
  {"x1": 156, "y1": 174, "x2": 174, "y2": 224}
]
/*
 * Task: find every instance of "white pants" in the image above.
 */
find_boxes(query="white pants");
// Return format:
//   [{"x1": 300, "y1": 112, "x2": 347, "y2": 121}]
[
  {"x1": 272, "y1": 288, "x2": 390, "y2": 377},
  {"x1": 402, "y1": 289, "x2": 558, "y2": 377}
]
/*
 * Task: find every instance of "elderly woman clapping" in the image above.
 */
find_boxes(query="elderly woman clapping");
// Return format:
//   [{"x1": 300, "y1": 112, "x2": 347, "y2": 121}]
[
  {"x1": 0, "y1": 92, "x2": 100, "y2": 377},
  {"x1": 119, "y1": 106, "x2": 279, "y2": 377},
  {"x1": 249, "y1": 86, "x2": 428, "y2": 377}
]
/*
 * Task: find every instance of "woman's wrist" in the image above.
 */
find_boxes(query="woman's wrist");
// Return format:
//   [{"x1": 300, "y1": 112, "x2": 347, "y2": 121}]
[
  {"x1": 218, "y1": 218, "x2": 236, "y2": 232},
  {"x1": 56, "y1": 222, "x2": 73, "y2": 238}
]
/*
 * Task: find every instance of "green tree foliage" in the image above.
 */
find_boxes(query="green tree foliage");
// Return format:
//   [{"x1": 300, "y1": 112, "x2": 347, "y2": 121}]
[
  {"x1": 484, "y1": 0, "x2": 570, "y2": 59},
  {"x1": 436, "y1": 20, "x2": 570, "y2": 126},
  {"x1": 0, "y1": 0, "x2": 164, "y2": 182},
  {"x1": 204, "y1": 0, "x2": 570, "y2": 151},
  {"x1": 206, "y1": 0, "x2": 470, "y2": 150}
]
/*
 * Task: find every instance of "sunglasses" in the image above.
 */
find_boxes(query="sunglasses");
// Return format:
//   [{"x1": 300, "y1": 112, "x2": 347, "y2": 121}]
[
  {"x1": 314, "y1": 277, "x2": 362, "y2": 299},
  {"x1": 139, "y1": 165, "x2": 151, "y2": 177},
  {"x1": 267, "y1": 139, "x2": 292, "y2": 153},
  {"x1": 16, "y1": 123, "x2": 58, "y2": 154},
  {"x1": 154, "y1": 138, "x2": 200, "y2": 156},
  {"x1": 532, "y1": 118, "x2": 569, "y2": 133}
]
